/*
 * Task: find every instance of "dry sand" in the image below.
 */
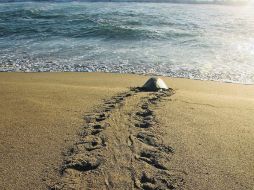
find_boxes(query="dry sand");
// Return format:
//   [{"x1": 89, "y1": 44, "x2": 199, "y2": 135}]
[
  {"x1": 158, "y1": 78, "x2": 254, "y2": 190},
  {"x1": 0, "y1": 73, "x2": 253, "y2": 190}
]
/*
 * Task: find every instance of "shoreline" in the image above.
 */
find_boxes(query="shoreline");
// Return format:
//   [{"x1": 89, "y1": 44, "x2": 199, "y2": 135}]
[
  {"x1": 0, "y1": 72, "x2": 253, "y2": 189},
  {"x1": 1, "y1": 71, "x2": 253, "y2": 86}
]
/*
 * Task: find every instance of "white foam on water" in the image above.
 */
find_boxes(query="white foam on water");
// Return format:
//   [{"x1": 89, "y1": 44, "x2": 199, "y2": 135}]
[{"x1": 1, "y1": 2, "x2": 254, "y2": 84}]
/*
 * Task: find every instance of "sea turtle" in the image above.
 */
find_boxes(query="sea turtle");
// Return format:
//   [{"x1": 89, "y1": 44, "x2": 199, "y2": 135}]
[{"x1": 141, "y1": 77, "x2": 169, "y2": 91}]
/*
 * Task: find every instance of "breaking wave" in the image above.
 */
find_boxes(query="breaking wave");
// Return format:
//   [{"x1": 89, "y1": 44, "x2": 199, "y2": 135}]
[{"x1": 1, "y1": 2, "x2": 254, "y2": 84}]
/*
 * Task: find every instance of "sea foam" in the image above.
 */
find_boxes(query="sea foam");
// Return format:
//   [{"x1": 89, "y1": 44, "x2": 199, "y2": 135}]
[{"x1": 0, "y1": 2, "x2": 254, "y2": 84}]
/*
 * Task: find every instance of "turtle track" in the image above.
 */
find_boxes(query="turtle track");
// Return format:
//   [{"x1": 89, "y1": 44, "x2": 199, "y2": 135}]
[
  {"x1": 130, "y1": 91, "x2": 184, "y2": 190},
  {"x1": 48, "y1": 89, "x2": 185, "y2": 190}
]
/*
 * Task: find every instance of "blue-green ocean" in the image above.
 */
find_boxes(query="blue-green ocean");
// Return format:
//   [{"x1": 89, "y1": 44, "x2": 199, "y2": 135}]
[{"x1": 1, "y1": 1, "x2": 254, "y2": 83}]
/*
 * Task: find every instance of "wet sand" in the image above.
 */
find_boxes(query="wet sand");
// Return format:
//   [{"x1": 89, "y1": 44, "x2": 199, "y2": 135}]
[{"x1": 0, "y1": 73, "x2": 253, "y2": 190}]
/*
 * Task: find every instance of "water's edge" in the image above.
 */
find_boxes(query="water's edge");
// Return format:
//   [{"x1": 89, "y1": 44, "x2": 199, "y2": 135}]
[{"x1": 1, "y1": 2, "x2": 254, "y2": 84}]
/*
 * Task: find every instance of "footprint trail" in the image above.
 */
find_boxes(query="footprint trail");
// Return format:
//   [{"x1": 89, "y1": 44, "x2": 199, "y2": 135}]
[{"x1": 49, "y1": 88, "x2": 185, "y2": 190}]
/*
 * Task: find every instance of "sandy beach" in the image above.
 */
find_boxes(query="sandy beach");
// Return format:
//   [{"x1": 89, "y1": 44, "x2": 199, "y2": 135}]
[{"x1": 0, "y1": 72, "x2": 254, "y2": 190}]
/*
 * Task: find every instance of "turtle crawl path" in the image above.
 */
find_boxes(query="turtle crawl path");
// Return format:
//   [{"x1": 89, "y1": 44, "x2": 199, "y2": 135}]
[{"x1": 49, "y1": 88, "x2": 185, "y2": 190}]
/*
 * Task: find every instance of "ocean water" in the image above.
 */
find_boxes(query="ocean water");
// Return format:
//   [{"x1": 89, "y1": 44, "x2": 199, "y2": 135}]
[{"x1": 0, "y1": 2, "x2": 254, "y2": 84}]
